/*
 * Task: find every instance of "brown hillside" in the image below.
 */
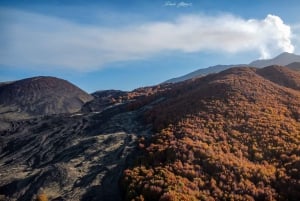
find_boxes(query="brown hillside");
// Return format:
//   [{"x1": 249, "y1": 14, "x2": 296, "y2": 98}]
[
  {"x1": 286, "y1": 62, "x2": 300, "y2": 72},
  {"x1": 256, "y1": 65, "x2": 300, "y2": 91},
  {"x1": 122, "y1": 67, "x2": 300, "y2": 201}
]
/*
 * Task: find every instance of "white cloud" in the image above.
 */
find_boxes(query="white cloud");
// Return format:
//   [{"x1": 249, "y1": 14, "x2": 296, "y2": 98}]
[{"x1": 0, "y1": 9, "x2": 295, "y2": 71}]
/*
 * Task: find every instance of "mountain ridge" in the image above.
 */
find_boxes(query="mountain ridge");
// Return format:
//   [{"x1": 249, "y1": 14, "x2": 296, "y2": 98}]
[
  {"x1": 250, "y1": 52, "x2": 300, "y2": 67},
  {"x1": 165, "y1": 52, "x2": 300, "y2": 83}
]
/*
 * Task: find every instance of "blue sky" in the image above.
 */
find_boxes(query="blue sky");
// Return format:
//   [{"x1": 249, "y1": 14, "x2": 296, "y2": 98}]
[{"x1": 1, "y1": 0, "x2": 300, "y2": 92}]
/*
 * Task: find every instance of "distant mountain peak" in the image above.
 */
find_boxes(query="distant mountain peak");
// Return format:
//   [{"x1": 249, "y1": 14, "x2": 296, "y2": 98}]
[
  {"x1": 249, "y1": 52, "x2": 300, "y2": 67},
  {"x1": 164, "y1": 52, "x2": 300, "y2": 83},
  {"x1": 277, "y1": 51, "x2": 296, "y2": 56}
]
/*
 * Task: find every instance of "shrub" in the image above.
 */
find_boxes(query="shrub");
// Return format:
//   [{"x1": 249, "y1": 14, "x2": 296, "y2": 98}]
[{"x1": 36, "y1": 193, "x2": 48, "y2": 201}]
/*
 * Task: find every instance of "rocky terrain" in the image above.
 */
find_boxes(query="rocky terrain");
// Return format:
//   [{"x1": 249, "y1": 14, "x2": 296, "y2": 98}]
[
  {"x1": 0, "y1": 77, "x2": 171, "y2": 201},
  {"x1": 0, "y1": 99, "x2": 154, "y2": 201},
  {"x1": 0, "y1": 65, "x2": 300, "y2": 201}
]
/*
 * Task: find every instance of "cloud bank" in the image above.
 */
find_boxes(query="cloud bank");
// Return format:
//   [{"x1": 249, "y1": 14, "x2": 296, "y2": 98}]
[{"x1": 0, "y1": 9, "x2": 295, "y2": 71}]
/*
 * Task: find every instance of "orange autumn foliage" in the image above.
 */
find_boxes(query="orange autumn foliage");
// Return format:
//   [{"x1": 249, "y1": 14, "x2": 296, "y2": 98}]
[{"x1": 122, "y1": 66, "x2": 300, "y2": 201}]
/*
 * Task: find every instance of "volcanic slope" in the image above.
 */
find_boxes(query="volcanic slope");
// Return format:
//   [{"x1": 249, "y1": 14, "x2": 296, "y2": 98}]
[
  {"x1": 0, "y1": 101, "x2": 154, "y2": 201},
  {"x1": 0, "y1": 76, "x2": 93, "y2": 120},
  {"x1": 123, "y1": 66, "x2": 300, "y2": 201}
]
